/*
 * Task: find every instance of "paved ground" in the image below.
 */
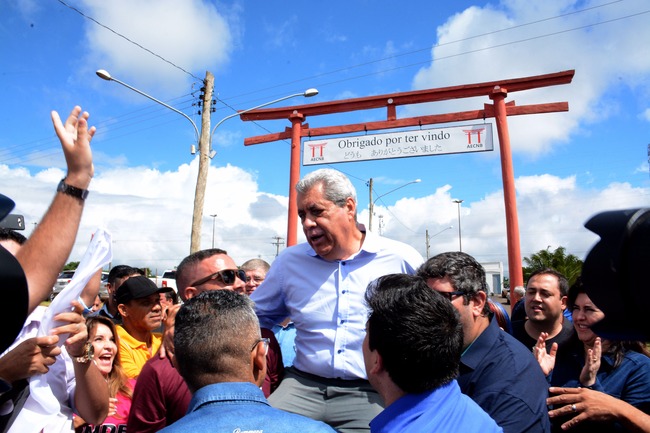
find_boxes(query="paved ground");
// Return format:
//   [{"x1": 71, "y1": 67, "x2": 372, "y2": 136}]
[{"x1": 491, "y1": 293, "x2": 512, "y2": 315}]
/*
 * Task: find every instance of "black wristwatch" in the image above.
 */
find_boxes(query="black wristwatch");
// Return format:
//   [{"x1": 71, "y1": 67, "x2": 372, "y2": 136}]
[{"x1": 57, "y1": 178, "x2": 89, "y2": 201}]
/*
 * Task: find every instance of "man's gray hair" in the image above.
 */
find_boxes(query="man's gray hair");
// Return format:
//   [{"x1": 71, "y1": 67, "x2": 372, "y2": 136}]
[
  {"x1": 296, "y1": 169, "x2": 357, "y2": 207},
  {"x1": 240, "y1": 258, "x2": 270, "y2": 273}
]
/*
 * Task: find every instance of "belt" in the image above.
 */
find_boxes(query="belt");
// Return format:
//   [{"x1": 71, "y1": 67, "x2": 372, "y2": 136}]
[{"x1": 290, "y1": 367, "x2": 370, "y2": 388}]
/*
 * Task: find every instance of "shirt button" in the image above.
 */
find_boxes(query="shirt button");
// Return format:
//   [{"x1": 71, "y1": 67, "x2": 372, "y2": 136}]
[
  {"x1": 337, "y1": 349, "x2": 343, "y2": 354},
  {"x1": 340, "y1": 320, "x2": 346, "y2": 324}
]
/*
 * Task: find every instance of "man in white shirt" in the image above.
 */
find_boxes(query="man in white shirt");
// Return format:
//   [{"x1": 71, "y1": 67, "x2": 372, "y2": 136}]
[{"x1": 251, "y1": 169, "x2": 423, "y2": 433}]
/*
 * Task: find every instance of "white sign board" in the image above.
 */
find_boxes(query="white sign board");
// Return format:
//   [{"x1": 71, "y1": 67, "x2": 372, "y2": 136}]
[{"x1": 303, "y1": 123, "x2": 493, "y2": 166}]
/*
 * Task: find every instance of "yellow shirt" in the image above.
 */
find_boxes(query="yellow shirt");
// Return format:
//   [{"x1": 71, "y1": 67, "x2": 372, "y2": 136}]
[{"x1": 116, "y1": 325, "x2": 162, "y2": 379}]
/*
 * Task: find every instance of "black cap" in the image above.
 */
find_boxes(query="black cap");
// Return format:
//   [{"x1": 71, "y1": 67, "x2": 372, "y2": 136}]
[
  {"x1": 0, "y1": 194, "x2": 15, "y2": 223},
  {"x1": 582, "y1": 208, "x2": 650, "y2": 341},
  {"x1": 115, "y1": 275, "x2": 162, "y2": 304}
]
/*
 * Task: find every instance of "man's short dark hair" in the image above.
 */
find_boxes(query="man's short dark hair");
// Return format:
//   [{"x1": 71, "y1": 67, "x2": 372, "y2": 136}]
[
  {"x1": 527, "y1": 268, "x2": 569, "y2": 297},
  {"x1": 107, "y1": 265, "x2": 142, "y2": 286},
  {"x1": 365, "y1": 274, "x2": 463, "y2": 394},
  {"x1": 175, "y1": 248, "x2": 228, "y2": 291},
  {"x1": 0, "y1": 228, "x2": 27, "y2": 245},
  {"x1": 417, "y1": 251, "x2": 490, "y2": 315},
  {"x1": 174, "y1": 290, "x2": 259, "y2": 392}
]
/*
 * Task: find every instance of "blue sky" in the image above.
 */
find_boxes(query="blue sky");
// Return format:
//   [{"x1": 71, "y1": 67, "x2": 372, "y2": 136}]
[{"x1": 1, "y1": 0, "x2": 649, "y2": 274}]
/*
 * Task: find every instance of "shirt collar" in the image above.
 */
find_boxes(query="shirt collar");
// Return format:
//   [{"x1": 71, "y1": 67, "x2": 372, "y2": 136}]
[
  {"x1": 305, "y1": 223, "x2": 381, "y2": 258},
  {"x1": 189, "y1": 382, "x2": 268, "y2": 413}
]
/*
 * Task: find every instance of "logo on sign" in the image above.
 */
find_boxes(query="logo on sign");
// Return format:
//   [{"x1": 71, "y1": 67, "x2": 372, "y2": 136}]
[
  {"x1": 462, "y1": 128, "x2": 485, "y2": 148},
  {"x1": 307, "y1": 142, "x2": 327, "y2": 161}
]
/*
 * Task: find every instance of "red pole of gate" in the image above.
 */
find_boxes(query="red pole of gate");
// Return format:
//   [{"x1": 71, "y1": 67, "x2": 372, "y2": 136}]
[
  {"x1": 489, "y1": 86, "x2": 524, "y2": 303},
  {"x1": 287, "y1": 112, "x2": 305, "y2": 247}
]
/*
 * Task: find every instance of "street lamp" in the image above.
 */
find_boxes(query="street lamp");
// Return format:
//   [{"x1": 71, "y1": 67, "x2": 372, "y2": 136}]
[
  {"x1": 453, "y1": 199, "x2": 463, "y2": 251},
  {"x1": 96, "y1": 70, "x2": 199, "y2": 149},
  {"x1": 208, "y1": 88, "x2": 319, "y2": 155},
  {"x1": 97, "y1": 68, "x2": 317, "y2": 252},
  {"x1": 210, "y1": 214, "x2": 217, "y2": 248},
  {"x1": 368, "y1": 178, "x2": 421, "y2": 231},
  {"x1": 425, "y1": 225, "x2": 453, "y2": 259}
]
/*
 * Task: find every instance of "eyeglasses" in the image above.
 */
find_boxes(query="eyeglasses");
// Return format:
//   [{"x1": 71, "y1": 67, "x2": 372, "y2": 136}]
[
  {"x1": 250, "y1": 337, "x2": 270, "y2": 355},
  {"x1": 189, "y1": 269, "x2": 247, "y2": 287},
  {"x1": 436, "y1": 290, "x2": 465, "y2": 301}
]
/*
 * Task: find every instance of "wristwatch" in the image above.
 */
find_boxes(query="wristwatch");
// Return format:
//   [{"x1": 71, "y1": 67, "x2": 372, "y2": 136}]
[
  {"x1": 72, "y1": 341, "x2": 95, "y2": 364},
  {"x1": 57, "y1": 178, "x2": 89, "y2": 201}
]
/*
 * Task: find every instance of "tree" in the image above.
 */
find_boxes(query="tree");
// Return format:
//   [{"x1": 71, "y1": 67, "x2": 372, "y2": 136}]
[
  {"x1": 522, "y1": 246, "x2": 582, "y2": 286},
  {"x1": 63, "y1": 261, "x2": 79, "y2": 271}
]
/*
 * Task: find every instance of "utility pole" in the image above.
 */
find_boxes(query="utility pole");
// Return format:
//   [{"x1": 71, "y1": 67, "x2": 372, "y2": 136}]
[
  {"x1": 425, "y1": 229, "x2": 430, "y2": 259},
  {"x1": 367, "y1": 178, "x2": 374, "y2": 231},
  {"x1": 271, "y1": 236, "x2": 285, "y2": 257},
  {"x1": 190, "y1": 71, "x2": 215, "y2": 253}
]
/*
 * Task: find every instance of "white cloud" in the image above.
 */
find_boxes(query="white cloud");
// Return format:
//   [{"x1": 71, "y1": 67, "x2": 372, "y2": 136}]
[
  {"x1": 641, "y1": 108, "x2": 650, "y2": 122},
  {"x1": 366, "y1": 174, "x2": 649, "y2": 272},
  {"x1": 80, "y1": 0, "x2": 233, "y2": 96},
  {"x1": 407, "y1": 0, "x2": 650, "y2": 157}
]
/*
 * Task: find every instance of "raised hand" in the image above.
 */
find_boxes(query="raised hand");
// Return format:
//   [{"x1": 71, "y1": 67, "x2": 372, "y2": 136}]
[
  {"x1": 51, "y1": 106, "x2": 95, "y2": 189},
  {"x1": 579, "y1": 337, "x2": 601, "y2": 387},
  {"x1": 532, "y1": 332, "x2": 558, "y2": 376}
]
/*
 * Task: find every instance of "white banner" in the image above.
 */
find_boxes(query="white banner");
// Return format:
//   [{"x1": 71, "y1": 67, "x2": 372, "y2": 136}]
[{"x1": 303, "y1": 123, "x2": 493, "y2": 165}]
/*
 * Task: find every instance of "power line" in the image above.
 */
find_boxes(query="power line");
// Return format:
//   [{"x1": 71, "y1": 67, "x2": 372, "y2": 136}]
[{"x1": 55, "y1": 0, "x2": 203, "y2": 82}]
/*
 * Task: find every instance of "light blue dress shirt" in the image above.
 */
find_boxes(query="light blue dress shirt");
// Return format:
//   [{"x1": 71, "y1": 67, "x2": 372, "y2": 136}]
[{"x1": 251, "y1": 227, "x2": 423, "y2": 380}]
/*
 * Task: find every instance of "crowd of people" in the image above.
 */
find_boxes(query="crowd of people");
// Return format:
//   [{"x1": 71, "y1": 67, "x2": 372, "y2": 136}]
[{"x1": 0, "y1": 106, "x2": 649, "y2": 433}]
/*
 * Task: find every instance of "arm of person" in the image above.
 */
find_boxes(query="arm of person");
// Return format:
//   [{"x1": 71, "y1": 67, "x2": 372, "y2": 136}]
[
  {"x1": 52, "y1": 301, "x2": 108, "y2": 425},
  {"x1": 79, "y1": 268, "x2": 102, "y2": 314},
  {"x1": 249, "y1": 264, "x2": 289, "y2": 329},
  {"x1": 548, "y1": 387, "x2": 650, "y2": 432},
  {"x1": 0, "y1": 336, "x2": 61, "y2": 383},
  {"x1": 15, "y1": 107, "x2": 95, "y2": 313}
]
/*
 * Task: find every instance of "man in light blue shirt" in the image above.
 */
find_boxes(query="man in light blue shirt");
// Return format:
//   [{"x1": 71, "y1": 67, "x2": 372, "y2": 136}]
[
  {"x1": 363, "y1": 274, "x2": 502, "y2": 433},
  {"x1": 160, "y1": 290, "x2": 335, "y2": 433},
  {"x1": 251, "y1": 169, "x2": 423, "y2": 432}
]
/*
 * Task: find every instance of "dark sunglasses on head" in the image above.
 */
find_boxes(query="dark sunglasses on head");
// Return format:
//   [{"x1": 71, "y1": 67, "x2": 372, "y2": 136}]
[
  {"x1": 436, "y1": 290, "x2": 465, "y2": 301},
  {"x1": 190, "y1": 269, "x2": 247, "y2": 287}
]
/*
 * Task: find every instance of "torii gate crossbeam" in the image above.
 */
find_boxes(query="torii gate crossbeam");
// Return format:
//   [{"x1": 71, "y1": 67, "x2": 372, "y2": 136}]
[{"x1": 239, "y1": 69, "x2": 575, "y2": 296}]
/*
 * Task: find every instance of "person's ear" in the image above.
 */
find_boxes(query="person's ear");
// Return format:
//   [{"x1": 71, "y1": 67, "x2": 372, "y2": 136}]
[
  {"x1": 369, "y1": 350, "x2": 385, "y2": 376},
  {"x1": 345, "y1": 197, "x2": 356, "y2": 219},
  {"x1": 471, "y1": 291, "x2": 488, "y2": 318},
  {"x1": 251, "y1": 341, "x2": 267, "y2": 388},
  {"x1": 560, "y1": 295, "x2": 567, "y2": 311},
  {"x1": 184, "y1": 287, "x2": 198, "y2": 300},
  {"x1": 117, "y1": 303, "x2": 127, "y2": 317}
]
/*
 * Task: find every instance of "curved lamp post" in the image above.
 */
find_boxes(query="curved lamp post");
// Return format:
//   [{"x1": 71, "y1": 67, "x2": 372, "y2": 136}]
[
  {"x1": 425, "y1": 225, "x2": 453, "y2": 259},
  {"x1": 96, "y1": 68, "x2": 317, "y2": 252},
  {"x1": 368, "y1": 178, "x2": 421, "y2": 231}
]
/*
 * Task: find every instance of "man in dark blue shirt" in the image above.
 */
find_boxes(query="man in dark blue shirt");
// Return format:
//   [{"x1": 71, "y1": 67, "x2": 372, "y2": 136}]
[
  {"x1": 419, "y1": 252, "x2": 551, "y2": 433},
  {"x1": 363, "y1": 273, "x2": 501, "y2": 433}
]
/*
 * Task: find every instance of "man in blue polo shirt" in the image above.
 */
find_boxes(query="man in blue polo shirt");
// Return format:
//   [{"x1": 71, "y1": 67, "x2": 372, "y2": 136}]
[
  {"x1": 418, "y1": 252, "x2": 551, "y2": 433},
  {"x1": 363, "y1": 273, "x2": 501, "y2": 433}
]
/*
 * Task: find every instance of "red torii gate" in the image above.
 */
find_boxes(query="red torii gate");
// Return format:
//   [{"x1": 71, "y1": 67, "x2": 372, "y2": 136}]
[{"x1": 240, "y1": 69, "x2": 575, "y2": 295}]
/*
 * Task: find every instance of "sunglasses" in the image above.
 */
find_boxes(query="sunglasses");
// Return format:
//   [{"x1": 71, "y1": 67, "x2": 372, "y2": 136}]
[
  {"x1": 436, "y1": 290, "x2": 465, "y2": 301},
  {"x1": 250, "y1": 337, "x2": 270, "y2": 355},
  {"x1": 190, "y1": 269, "x2": 247, "y2": 287}
]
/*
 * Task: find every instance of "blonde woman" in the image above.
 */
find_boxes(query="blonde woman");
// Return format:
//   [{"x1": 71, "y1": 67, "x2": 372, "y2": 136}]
[{"x1": 75, "y1": 316, "x2": 134, "y2": 433}]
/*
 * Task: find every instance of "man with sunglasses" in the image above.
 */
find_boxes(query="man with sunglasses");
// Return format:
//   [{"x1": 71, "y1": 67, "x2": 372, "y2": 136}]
[
  {"x1": 251, "y1": 169, "x2": 423, "y2": 433},
  {"x1": 417, "y1": 252, "x2": 550, "y2": 433},
  {"x1": 128, "y1": 249, "x2": 283, "y2": 433}
]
